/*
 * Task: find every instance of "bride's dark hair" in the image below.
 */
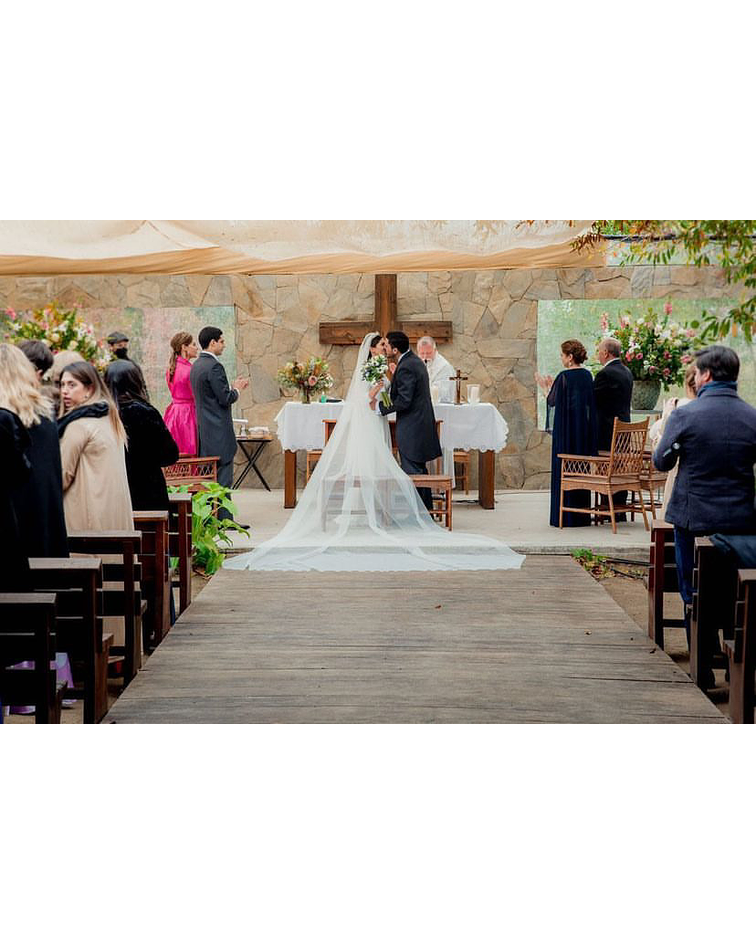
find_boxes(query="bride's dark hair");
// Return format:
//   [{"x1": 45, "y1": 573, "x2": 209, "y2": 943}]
[{"x1": 367, "y1": 334, "x2": 382, "y2": 360}]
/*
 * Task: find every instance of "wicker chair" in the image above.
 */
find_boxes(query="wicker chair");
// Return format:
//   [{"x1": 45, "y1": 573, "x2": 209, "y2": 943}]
[{"x1": 558, "y1": 417, "x2": 650, "y2": 534}]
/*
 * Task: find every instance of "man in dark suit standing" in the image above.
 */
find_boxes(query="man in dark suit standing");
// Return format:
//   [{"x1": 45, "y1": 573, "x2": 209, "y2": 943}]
[
  {"x1": 190, "y1": 326, "x2": 248, "y2": 522},
  {"x1": 594, "y1": 336, "x2": 634, "y2": 518},
  {"x1": 654, "y1": 345, "x2": 756, "y2": 686},
  {"x1": 378, "y1": 330, "x2": 442, "y2": 511}
]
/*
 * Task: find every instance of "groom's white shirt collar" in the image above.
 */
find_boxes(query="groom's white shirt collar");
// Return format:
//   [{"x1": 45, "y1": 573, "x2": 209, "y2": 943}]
[
  {"x1": 201, "y1": 350, "x2": 219, "y2": 360},
  {"x1": 397, "y1": 350, "x2": 410, "y2": 363}
]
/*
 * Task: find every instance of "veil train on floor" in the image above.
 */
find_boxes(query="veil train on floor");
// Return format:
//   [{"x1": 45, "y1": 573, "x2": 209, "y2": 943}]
[{"x1": 224, "y1": 334, "x2": 525, "y2": 572}]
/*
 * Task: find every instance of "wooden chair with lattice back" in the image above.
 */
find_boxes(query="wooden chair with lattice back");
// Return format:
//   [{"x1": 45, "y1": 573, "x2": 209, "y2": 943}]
[{"x1": 558, "y1": 417, "x2": 651, "y2": 534}]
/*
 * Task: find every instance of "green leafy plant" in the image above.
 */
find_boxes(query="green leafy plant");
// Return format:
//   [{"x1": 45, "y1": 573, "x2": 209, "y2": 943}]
[
  {"x1": 169, "y1": 483, "x2": 249, "y2": 576},
  {"x1": 571, "y1": 548, "x2": 611, "y2": 579}
]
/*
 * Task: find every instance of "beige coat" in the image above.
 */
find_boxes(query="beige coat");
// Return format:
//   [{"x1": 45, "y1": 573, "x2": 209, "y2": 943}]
[
  {"x1": 60, "y1": 407, "x2": 133, "y2": 532},
  {"x1": 60, "y1": 405, "x2": 134, "y2": 647}
]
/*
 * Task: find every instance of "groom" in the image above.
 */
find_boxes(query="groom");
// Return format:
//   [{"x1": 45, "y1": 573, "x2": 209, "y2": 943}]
[{"x1": 379, "y1": 330, "x2": 442, "y2": 511}]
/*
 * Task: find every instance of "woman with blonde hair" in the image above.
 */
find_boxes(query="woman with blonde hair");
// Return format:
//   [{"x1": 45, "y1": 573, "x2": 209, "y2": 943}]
[
  {"x1": 57, "y1": 360, "x2": 133, "y2": 532},
  {"x1": 1, "y1": 343, "x2": 72, "y2": 715},
  {"x1": 164, "y1": 331, "x2": 198, "y2": 455},
  {"x1": 0, "y1": 343, "x2": 68, "y2": 558}
]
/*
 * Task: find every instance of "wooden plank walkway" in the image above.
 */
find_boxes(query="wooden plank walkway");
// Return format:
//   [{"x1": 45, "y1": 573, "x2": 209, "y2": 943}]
[{"x1": 105, "y1": 557, "x2": 725, "y2": 723}]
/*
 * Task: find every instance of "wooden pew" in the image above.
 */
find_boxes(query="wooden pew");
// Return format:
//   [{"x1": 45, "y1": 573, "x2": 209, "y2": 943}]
[
  {"x1": 168, "y1": 493, "x2": 193, "y2": 615},
  {"x1": 690, "y1": 537, "x2": 738, "y2": 689},
  {"x1": 132, "y1": 512, "x2": 171, "y2": 650},
  {"x1": 724, "y1": 569, "x2": 756, "y2": 723},
  {"x1": 647, "y1": 520, "x2": 686, "y2": 648},
  {"x1": 67, "y1": 531, "x2": 143, "y2": 688},
  {"x1": 27, "y1": 558, "x2": 111, "y2": 723},
  {"x1": 0, "y1": 593, "x2": 62, "y2": 724}
]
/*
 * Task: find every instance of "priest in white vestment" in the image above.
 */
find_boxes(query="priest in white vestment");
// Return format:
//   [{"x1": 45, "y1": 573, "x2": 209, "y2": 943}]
[{"x1": 417, "y1": 336, "x2": 456, "y2": 485}]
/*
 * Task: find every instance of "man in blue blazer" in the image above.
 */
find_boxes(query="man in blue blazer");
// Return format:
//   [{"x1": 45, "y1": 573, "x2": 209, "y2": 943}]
[{"x1": 653, "y1": 345, "x2": 756, "y2": 680}]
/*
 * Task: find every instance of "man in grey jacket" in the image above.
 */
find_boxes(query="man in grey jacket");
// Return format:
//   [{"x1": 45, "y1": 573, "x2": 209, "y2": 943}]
[
  {"x1": 190, "y1": 326, "x2": 249, "y2": 522},
  {"x1": 653, "y1": 345, "x2": 756, "y2": 683}
]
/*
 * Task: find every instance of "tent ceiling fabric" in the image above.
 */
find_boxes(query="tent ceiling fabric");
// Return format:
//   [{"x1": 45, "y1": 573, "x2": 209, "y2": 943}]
[{"x1": 0, "y1": 220, "x2": 605, "y2": 275}]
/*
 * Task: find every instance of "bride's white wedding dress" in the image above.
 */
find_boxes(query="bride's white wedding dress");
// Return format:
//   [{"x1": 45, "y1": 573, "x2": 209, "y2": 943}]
[{"x1": 224, "y1": 334, "x2": 525, "y2": 572}]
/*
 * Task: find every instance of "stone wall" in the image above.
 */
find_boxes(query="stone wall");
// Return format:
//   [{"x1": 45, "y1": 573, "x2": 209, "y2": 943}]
[{"x1": 0, "y1": 262, "x2": 734, "y2": 490}]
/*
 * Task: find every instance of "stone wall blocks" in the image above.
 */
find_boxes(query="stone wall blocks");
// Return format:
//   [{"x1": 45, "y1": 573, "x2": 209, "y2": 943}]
[
  {"x1": 584, "y1": 276, "x2": 631, "y2": 299},
  {"x1": 203, "y1": 276, "x2": 233, "y2": 306}
]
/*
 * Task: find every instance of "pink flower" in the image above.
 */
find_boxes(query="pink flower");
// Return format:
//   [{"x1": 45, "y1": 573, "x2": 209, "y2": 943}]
[
  {"x1": 636, "y1": 352, "x2": 643, "y2": 360},
  {"x1": 6, "y1": 307, "x2": 17, "y2": 320},
  {"x1": 664, "y1": 303, "x2": 673, "y2": 315},
  {"x1": 686, "y1": 328, "x2": 696, "y2": 337},
  {"x1": 308, "y1": 375, "x2": 317, "y2": 387},
  {"x1": 664, "y1": 350, "x2": 671, "y2": 359},
  {"x1": 649, "y1": 366, "x2": 657, "y2": 373},
  {"x1": 662, "y1": 368, "x2": 670, "y2": 376},
  {"x1": 682, "y1": 354, "x2": 692, "y2": 363}
]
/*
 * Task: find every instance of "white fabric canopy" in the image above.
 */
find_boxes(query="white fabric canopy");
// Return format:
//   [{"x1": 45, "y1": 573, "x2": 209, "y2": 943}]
[{"x1": 0, "y1": 220, "x2": 603, "y2": 275}]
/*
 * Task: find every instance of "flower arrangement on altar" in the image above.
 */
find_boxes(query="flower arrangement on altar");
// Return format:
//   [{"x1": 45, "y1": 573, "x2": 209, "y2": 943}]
[
  {"x1": 600, "y1": 303, "x2": 697, "y2": 389},
  {"x1": 2, "y1": 302, "x2": 112, "y2": 371},
  {"x1": 360, "y1": 353, "x2": 392, "y2": 407},
  {"x1": 277, "y1": 356, "x2": 334, "y2": 403}
]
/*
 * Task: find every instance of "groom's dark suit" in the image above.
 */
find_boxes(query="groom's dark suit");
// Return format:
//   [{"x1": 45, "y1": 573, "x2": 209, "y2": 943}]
[{"x1": 379, "y1": 349, "x2": 442, "y2": 510}]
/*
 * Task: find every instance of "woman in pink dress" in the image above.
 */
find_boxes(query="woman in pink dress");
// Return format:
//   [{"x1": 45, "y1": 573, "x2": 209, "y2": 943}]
[{"x1": 164, "y1": 332, "x2": 198, "y2": 455}]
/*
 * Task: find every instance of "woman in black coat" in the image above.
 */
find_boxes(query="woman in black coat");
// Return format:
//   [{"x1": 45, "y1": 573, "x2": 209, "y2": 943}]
[
  {"x1": 536, "y1": 339, "x2": 598, "y2": 527},
  {"x1": 106, "y1": 361, "x2": 180, "y2": 511}
]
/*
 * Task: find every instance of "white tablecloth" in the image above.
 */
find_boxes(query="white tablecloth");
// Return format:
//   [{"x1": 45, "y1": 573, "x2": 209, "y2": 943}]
[{"x1": 275, "y1": 402, "x2": 509, "y2": 452}]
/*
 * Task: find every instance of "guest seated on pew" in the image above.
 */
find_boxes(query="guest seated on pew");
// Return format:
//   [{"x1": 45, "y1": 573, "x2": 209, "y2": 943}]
[
  {"x1": 2, "y1": 343, "x2": 74, "y2": 712},
  {"x1": 3, "y1": 344, "x2": 68, "y2": 559},
  {"x1": 106, "y1": 360, "x2": 180, "y2": 511},
  {"x1": 0, "y1": 365, "x2": 32, "y2": 593},
  {"x1": 58, "y1": 361, "x2": 133, "y2": 531},
  {"x1": 653, "y1": 345, "x2": 756, "y2": 682}
]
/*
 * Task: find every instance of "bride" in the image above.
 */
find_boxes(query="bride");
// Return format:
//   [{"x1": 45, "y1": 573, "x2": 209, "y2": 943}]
[{"x1": 224, "y1": 333, "x2": 525, "y2": 572}]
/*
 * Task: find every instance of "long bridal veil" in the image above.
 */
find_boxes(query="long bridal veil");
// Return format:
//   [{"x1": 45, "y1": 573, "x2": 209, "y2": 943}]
[{"x1": 224, "y1": 334, "x2": 525, "y2": 572}]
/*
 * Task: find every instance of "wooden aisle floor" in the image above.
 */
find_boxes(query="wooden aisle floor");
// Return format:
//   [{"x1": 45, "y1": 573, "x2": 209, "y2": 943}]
[{"x1": 105, "y1": 557, "x2": 725, "y2": 724}]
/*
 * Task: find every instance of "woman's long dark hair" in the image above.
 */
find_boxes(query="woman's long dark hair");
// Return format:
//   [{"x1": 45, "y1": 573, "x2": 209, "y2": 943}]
[
  {"x1": 106, "y1": 361, "x2": 150, "y2": 406},
  {"x1": 367, "y1": 334, "x2": 382, "y2": 361}
]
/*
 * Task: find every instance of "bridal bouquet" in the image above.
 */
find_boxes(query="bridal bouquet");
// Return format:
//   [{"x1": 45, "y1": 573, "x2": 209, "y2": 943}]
[
  {"x1": 277, "y1": 356, "x2": 334, "y2": 403},
  {"x1": 361, "y1": 354, "x2": 391, "y2": 407}
]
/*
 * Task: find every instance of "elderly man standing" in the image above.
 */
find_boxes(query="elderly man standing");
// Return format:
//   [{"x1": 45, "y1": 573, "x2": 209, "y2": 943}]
[
  {"x1": 654, "y1": 345, "x2": 756, "y2": 685},
  {"x1": 594, "y1": 336, "x2": 633, "y2": 519}
]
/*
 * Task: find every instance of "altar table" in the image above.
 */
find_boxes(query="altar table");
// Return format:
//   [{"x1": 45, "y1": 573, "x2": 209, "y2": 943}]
[{"x1": 274, "y1": 402, "x2": 510, "y2": 509}]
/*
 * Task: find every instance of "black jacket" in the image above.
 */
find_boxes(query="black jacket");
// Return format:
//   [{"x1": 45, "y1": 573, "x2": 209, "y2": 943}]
[
  {"x1": 189, "y1": 353, "x2": 239, "y2": 463},
  {"x1": 653, "y1": 384, "x2": 756, "y2": 533},
  {"x1": 0, "y1": 409, "x2": 32, "y2": 591},
  {"x1": 119, "y1": 400, "x2": 180, "y2": 511},
  {"x1": 593, "y1": 358, "x2": 633, "y2": 450},
  {"x1": 11, "y1": 415, "x2": 68, "y2": 559},
  {"x1": 379, "y1": 350, "x2": 442, "y2": 463}
]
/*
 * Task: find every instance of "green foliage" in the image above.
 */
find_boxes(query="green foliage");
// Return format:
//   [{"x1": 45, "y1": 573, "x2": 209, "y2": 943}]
[
  {"x1": 574, "y1": 221, "x2": 756, "y2": 342},
  {"x1": 571, "y1": 548, "x2": 611, "y2": 578},
  {"x1": 169, "y1": 483, "x2": 249, "y2": 576}
]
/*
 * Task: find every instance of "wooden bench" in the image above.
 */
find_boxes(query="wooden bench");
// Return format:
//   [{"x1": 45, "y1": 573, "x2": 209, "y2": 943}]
[
  {"x1": 168, "y1": 493, "x2": 193, "y2": 615},
  {"x1": 28, "y1": 558, "x2": 111, "y2": 723},
  {"x1": 690, "y1": 537, "x2": 738, "y2": 689},
  {"x1": 132, "y1": 512, "x2": 172, "y2": 650},
  {"x1": 0, "y1": 593, "x2": 62, "y2": 724},
  {"x1": 410, "y1": 474, "x2": 453, "y2": 530},
  {"x1": 67, "y1": 531, "x2": 143, "y2": 688},
  {"x1": 724, "y1": 569, "x2": 756, "y2": 724},
  {"x1": 647, "y1": 520, "x2": 686, "y2": 648}
]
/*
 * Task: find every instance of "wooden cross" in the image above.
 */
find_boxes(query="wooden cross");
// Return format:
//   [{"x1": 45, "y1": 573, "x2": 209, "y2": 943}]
[
  {"x1": 450, "y1": 368, "x2": 469, "y2": 405},
  {"x1": 319, "y1": 274, "x2": 453, "y2": 346}
]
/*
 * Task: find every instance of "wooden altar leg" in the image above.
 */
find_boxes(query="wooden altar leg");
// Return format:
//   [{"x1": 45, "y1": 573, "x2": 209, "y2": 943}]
[
  {"x1": 478, "y1": 450, "x2": 495, "y2": 509},
  {"x1": 284, "y1": 449, "x2": 297, "y2": 508}
]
